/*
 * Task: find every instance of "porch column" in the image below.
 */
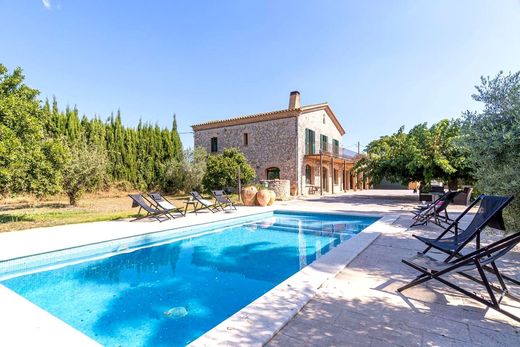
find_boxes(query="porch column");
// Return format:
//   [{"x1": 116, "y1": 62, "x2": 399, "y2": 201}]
[
  {"x1": 331, "y1": 156, "x2": 334, "y2": 194},
  {"x1": 319, "y1": 152, "x2": 323, "y2": 196}
]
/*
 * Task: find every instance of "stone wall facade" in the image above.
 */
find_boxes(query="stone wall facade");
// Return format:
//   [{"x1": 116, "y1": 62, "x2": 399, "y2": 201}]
[
  {"x1": 192, "y1": 93, "x2": 366, "y2": 196},
  {"x1": 260, "y1": 179, "x2": 291, "y2": 200},
  {"x1": 194, "y1": 115, "x2": 299, "y2": 186},
  {"x1": 297, "y1": 109, "x2": 346, "y2": 195}
]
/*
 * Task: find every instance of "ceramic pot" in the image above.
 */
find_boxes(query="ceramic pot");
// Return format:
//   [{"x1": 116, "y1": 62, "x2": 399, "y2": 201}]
[
  {"x1": 267, "y1": 190, "x2": 276, "y2": 206},
  {"x1": 241, "y1": 186, "x2": 258, "y2": 206},
  {"x1": 256, "y1": 189, "x2": 270, "y2": 207}
]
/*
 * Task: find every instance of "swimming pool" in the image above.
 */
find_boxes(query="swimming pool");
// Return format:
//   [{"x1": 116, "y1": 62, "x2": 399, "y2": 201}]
[{"x1": 0, "y1": 211, "x2": 377, "y2": 346}]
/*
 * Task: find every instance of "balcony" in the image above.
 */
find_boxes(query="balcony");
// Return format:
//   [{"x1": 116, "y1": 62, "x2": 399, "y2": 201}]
[{"x1": 305, "y1": 141, "x2": 359, "y2": 160}]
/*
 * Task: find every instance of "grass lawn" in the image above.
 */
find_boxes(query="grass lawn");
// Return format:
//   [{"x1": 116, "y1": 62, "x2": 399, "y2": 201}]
[{"x1": 0, "y1": 191, "x2": 228, "y2": 233}]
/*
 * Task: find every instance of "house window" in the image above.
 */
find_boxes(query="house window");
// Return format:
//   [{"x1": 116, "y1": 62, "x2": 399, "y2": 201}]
[
  {"x1": 243, "y1": 133, "x2": 248, "y2": 146},
  {"x1": 305, "y1": 164, "x2": 313, "y2": 184},
  {"x1": 333, "y1": 139, "x2": 339, "y2": 155},
  {"x1": 210, "y1": 137, "x2": 218, "y2": 152},
  {"x1": 334, "y1": 169, "x2": 339, "y2": 185},
  {"x1": 305, "y1": 129, "x2": 315, "y2": 154},
  {"x1": 321, "y1": 135, "x2": 328, "y2": 152},
  {"x1": 266, "y1": 167, "x2": 280, "y2": 180}
]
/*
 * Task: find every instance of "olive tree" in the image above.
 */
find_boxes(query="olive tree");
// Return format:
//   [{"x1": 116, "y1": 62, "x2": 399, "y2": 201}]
[
  {"x1": 460, "y1": 71, "x2": 520, "y2": 229},
  {"x1": 165, "y1": 147, "x2": 208, "y2": 193},
  {"x1": 62, "y1": 144, "x2": 108, "y2": 205}
]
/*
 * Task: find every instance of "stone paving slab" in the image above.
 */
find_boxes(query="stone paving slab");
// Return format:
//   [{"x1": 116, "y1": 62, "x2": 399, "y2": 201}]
[{"x1": 268, "y1": 212, "x2": 520, "y2": 347}]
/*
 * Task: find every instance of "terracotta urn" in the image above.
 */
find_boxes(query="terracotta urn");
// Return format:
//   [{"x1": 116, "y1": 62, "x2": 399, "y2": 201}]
[
  {"x1": 241, "y1": 186, "x2": 258, "y2": 206},
  {"x1": 267, "y1": 190, "x2": 276, "y2": 206},
  {"x1": 256, "y1": 189, "x2": 270, "y2": 207},
  {"x1": 290, "y1": 184, "x2": 298, "y2": 196}
]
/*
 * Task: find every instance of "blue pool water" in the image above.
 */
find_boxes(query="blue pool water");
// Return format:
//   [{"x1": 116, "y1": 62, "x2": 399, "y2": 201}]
[{"x1": 1, "y1": 212, "x2": 377, "y2": 346}]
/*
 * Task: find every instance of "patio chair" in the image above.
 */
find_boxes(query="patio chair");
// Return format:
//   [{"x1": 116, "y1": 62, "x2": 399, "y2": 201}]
[
  {"x1": 453, "y1": 186, "x2": 473, "y2": 206},
  {"x1": 212, "y1": 190, "x2": 237, "y2": 211},
  {"x1": 412, "y1": 194, "x2": 519, "y2": 287},
  {"x1": 189, "y1": 191, "x2": 220, "y2": 214},
  {"x1": 128, "y1": 194, "x2": 170, "y2": 222},
  {"x1": 149, "y1": 192, "x2": 185, "y2": 218},
  {"x1": 398, "y1": 231, "x2": 520, "y2": 323},
  {"x1": 411, "y1": 191, "x2": 460, "y2": 227},
  {"x1": 413, "y1": 191, "x2": 451, "y2": 211}
]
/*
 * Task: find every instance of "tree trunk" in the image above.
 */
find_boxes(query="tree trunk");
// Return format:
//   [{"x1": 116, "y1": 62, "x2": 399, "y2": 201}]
[{"x1": 68, "y1": 194, "x2": 77, "y2": 206}]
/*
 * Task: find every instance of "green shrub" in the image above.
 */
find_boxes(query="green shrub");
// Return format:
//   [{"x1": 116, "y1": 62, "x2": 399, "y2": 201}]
[
  {"x1": 460, "y1": 71, "x2": 520, "y2": 230},
  {"x1": 202, "y1": 147, "x2": 255, "y2": 191}
]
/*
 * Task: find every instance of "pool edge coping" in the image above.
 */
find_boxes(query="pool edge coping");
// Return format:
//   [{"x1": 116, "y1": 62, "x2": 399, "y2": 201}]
[
  {"x1": 188, "y1": 213, "x2": 400, "y2": 347},
  {"x1": 0, "y1": 208, "x2": 397, "y2": 346}
]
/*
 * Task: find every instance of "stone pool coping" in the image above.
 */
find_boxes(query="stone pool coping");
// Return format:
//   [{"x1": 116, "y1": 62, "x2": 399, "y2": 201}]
[
  {"x1": 0, "y1": 206, "x2": 396, "y2": 346},
  {"x1": 189, "y1": 213, "x2": 399, "y2": 347}
]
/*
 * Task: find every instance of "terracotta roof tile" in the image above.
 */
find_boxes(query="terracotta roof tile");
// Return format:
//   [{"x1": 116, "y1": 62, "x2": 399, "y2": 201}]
[{"x1": 191, "y1": 102, "x2": 345, "y2": 136}]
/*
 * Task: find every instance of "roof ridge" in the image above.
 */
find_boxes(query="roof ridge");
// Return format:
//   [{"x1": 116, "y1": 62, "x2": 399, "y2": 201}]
[
  {"x1": 191, "y1": 108, "x2": 298, "y2": 128},
  {"x1": 191, "y1": 102, "x2": 329, "y2": 128}
]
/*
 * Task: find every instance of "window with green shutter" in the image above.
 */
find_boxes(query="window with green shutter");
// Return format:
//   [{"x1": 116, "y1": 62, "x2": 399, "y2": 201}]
[
  {"x1": 333, "y1": 139, "x2": 339, "y2": 155},
  {"x1": 321, "y1": 135, "x2": 328, "y2": 152},
  {"x1": 305, "y1": 129, "x2": 315, "y2": 154}
]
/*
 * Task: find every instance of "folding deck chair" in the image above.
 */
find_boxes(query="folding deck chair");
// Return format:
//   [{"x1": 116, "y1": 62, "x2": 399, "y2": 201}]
[
  {"x1": 149, "y1": 193, "x2": 185, "y2": 218},
  {"x1": 189, "y1": 191, "x2": 220, "y2": 214},
  {"x1": 411, "y1": 194, "x2": 519, "y2": 288},
  {"x1": 411, "y1": 190, "x2": 460, "y2": 227},
  {"x1": 414, "y1": 191, "x2": 451, "y2": 211},
  {"x1": 415, "y1": 195, "x2": 514, "y2": 260},
  {"x1": 128, "y1": 194, "x2": 170, "y2": 222},
  {"x1": 212, "y1": 190, "x2": 237, "y2": 211},
  {"x1": 398, "y1": 231, "x2": 520, "y2": 322}
]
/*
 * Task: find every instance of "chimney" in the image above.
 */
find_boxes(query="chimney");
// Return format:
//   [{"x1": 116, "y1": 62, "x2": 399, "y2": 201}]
[{"x1": 289, "y1": 91, "x2": 300, "y2": 109}]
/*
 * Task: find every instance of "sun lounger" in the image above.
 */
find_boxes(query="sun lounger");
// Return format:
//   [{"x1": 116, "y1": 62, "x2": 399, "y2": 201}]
[
  {"x1": 411, "y1": 194, "x2": 519, "y2": 288},
  {"x1": 189, "y1": 191, "x2": 220, "y2": 214},
  {"x1": 149, "y1": 193, "x2": 185, "y2": 218},
  {"x1": 411, "y1": 190, "x2": 460, "y2": 227},
  {"x1": 129, "y1": 194, "x2": 170, "y2": 222},
  {"x1": 398, "y1": 231, "x2": 520, "y2": 322},
  {"x1": 212, "y1": 190, "x2": 237, "y2": 211},
  {"x1": 414, "y1": 195, "x2": 513, "y2": 258}
]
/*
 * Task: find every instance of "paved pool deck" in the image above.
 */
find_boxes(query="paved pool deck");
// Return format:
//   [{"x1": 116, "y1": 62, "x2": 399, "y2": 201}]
[
  {"x1": 268, "y1": 190, "x2": 520, "y2": 346},
  {"x1": 1, "y1": 189, "x2": 519, "y2": 346}
]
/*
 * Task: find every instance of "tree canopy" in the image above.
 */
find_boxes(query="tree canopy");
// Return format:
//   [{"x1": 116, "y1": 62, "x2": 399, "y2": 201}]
[
  {"x1": 460, "y1": 71, "x2": 520, "y2": 229},
  {"x1": 357, "y1": 119, "x2": 472, "y2": 190},
  {"x1": 0, "y1": 63, "x2": 184, "y2": 202},
  {"x1": 203, "y1": 147, "x2": 256, "y2": 191}
]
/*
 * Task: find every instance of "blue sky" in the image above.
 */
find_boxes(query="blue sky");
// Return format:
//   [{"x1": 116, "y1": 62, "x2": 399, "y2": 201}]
[{"x1": 1, "y1": 1, "x2": 519, "y2": 150}]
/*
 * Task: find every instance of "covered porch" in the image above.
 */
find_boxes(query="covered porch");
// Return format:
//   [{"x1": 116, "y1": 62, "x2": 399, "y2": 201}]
[{"x1": 302, "y1": 151, "x2": 370, "y2": 196}]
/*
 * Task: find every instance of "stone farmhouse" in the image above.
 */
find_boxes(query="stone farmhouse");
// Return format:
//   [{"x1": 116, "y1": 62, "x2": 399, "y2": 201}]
[{"x1": 192, "y1": 92, "x2": 368, "y2": 196}]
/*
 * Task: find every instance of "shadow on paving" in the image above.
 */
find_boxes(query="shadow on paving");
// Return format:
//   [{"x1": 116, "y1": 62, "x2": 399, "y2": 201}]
[{"x1": 268, "y1": 214, "x2": 520, "y2": 347}]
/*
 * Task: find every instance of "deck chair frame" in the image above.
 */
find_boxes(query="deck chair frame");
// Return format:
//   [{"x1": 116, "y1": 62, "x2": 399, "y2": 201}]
[
  {"x1": 129, "y1": 194, "x2": 170, "y2": 222},
  {"x1": 149, "y1": 192, "x2": 185, "y2": 218},
  {"x1": 411, "y1": 191, "x2": 460, "y2": 227},
  {"x1": 398, "y1": 231, "x2": 520, "y2": 322},
  {"x1": 413, "y1": 194, "x2": 519, "y2": 287},
  {"x1": 189, "y1": 191, "x2": 220, "y2": 214},
  {"x1": 212, "y1": 190, "x2": 237, "y2": 211}
]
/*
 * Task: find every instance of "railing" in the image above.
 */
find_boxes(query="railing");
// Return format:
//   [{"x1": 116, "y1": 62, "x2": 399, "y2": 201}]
[{"x1": 305, "y1": 141, "x2": 359, "y2": 159}]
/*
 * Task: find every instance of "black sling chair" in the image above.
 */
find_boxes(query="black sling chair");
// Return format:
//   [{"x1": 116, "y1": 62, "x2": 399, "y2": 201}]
[
  {"x1": 411, "y1": 190, "x2": 460, "y2": 227},
  {"x1": 398, "y1": 231, "x2": 520, "y2": 322},
  {"x1": 410, "y1": 194, "x2": 519, "y2": 287}
]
